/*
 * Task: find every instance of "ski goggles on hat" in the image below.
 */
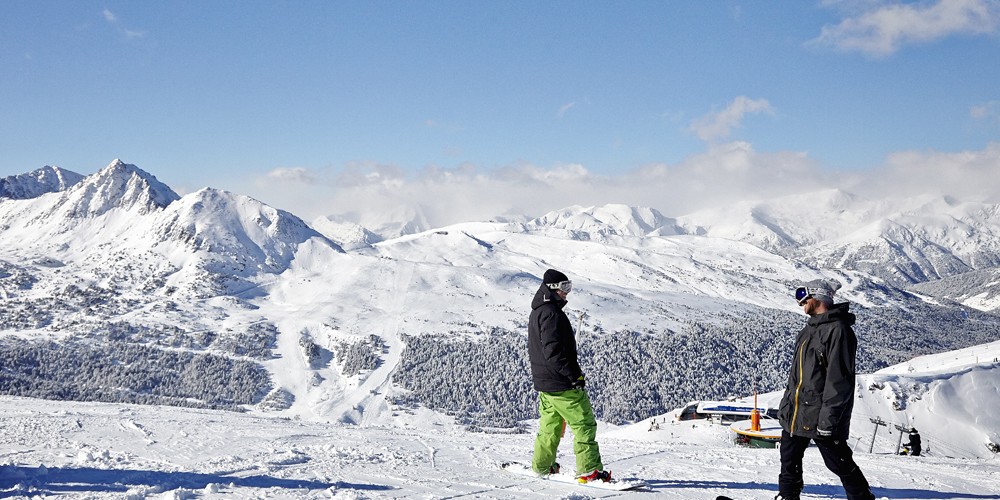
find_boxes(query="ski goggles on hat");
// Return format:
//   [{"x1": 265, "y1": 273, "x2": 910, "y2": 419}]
[
  {"x1": 795, "y1": 286, "x2": 822, "y2": 305},
  {"x1": 547, "y1": 280, "x2": 573, "y2": 293}
]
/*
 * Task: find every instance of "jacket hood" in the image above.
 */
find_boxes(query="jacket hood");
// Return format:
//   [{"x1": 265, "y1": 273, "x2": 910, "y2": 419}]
[
  {"x1": 532, "y1": 283, "x2": 566, "y2": 310},
  {"x1": 808, "y1": 302, "x2": 855, "y2": 328}
]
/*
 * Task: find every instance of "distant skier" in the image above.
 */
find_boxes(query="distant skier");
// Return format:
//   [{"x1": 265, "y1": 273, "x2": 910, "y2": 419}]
[
  {"x1": 527, "y1": 269, "x2": 609, "y2": 484},
  {"x1": 776, "y1": 279, "x2": 875, "y2": 500},
  {"x1": 903, "y1": 429, "x2": 922, "y2": 456}
]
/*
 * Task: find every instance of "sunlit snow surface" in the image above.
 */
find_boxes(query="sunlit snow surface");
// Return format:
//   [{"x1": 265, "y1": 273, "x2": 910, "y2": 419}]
[{"x1": 2, "y1": 344, "x2": 999, "y2": 499}]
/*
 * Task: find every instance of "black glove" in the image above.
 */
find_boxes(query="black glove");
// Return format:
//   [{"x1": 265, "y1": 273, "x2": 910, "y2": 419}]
[{"x1": 572, "y1": 376, "x2": 585, "y2": 390}]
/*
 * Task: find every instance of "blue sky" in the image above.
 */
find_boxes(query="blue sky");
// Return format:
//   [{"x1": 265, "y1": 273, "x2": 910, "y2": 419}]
[{"x1": 2, "y1": 1, "x2": 999, "y2": 223}]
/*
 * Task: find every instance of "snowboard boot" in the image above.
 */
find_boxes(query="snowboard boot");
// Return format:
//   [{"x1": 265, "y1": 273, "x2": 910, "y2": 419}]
[
  {"x1": 577, "y1": 469, "x2": 612, "y2": 483},
  {"x1": 536, "y1": 462, "x2": 560, "y2": 477}
]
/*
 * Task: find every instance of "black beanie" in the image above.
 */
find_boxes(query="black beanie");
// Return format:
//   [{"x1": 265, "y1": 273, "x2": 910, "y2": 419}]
[{"x1": 543, "y1": 269, "x2": 569, "y2": 284}]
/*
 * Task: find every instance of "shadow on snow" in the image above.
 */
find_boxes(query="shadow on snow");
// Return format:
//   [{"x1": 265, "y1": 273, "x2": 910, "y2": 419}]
[
  {"x1": 0, "y1": 465, "x2": 393, "y2": 497},
  {"x1": 644, "y1": 479, "x2": 1000, "y2": 499}
]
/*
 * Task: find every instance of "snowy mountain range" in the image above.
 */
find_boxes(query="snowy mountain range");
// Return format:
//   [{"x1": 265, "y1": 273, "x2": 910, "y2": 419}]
[
  {"x1": 0, "y1": 160, "x2": 339, "y2": 298},
  {"x1": 678, "y1": 190, "x2": 1000, "y2": 289},
  {"x1": 1, "y1": 160, "x2": 999, "y2": 440}
]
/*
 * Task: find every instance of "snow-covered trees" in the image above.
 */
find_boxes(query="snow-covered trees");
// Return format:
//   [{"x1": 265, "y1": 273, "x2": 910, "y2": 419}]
[
  {"x1": 391, "y1": 320, "x2": 794, "y2": 426},
  {"x1": 0, "y1": 338, "x2": 270, "y2": 410},
  {"x1": 336, "y1": 335, "x2": 385, "y2": 377},
  {"x1": 393, "y1": 329, "x2": 535, "y2": 429},
  {"x1": 390, "y1": 304, "x2": 1000, "y2": 427}
]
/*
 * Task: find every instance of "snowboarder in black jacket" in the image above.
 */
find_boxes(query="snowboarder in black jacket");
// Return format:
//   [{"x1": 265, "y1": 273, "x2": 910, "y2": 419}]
[
  {"x1": 527, "y1": 269, "x2": 607, "y2": 483},
  {"x1": 776, "y1": 279, "x2": 875, "y2": 500}
]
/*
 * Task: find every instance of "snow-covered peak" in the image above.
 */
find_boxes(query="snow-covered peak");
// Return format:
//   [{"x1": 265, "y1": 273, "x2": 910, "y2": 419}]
[
  {"x1": 525, "y1": 204, "x2": 684, "y2": 240},
  {"x1": 0, "y1": 165, "x2": 84, "y2": 200},
  {"x1": 311, "y1": 216, "x2": 383, "y2": 251},
  {"x1": 59, "y1": 160, "x2": 180, "y2": 217},
  {"x1": 676, "y1": 189, "x2": 881, "y2": 249},
  {"x1": 323, "y1": 205, "x2": 432, "y2": 241},
  {"x1": 156, "y1": 188, "x2": 342, "y2": 273}
]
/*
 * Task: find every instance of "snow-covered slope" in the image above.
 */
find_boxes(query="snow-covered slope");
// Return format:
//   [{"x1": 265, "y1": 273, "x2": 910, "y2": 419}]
[
  {"x1": 1, "y1": 342, "x2": 998, "y2": 499},
  {"x1": 909, "y1": 267, "x2": 1000, "y2": 310},
  {"x1": 354, "y1": 218, "x2": 806, "y2": 343},
  {"x1": 629, "y1": 340, "x2": 1000, "y2": 459},
  {"x1": 855, "y1": 340, "x2": 1000, "y2": 459}
]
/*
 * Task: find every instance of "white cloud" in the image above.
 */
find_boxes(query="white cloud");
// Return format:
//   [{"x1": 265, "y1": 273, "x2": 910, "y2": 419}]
[
  {"x1": 265, "y1": 167, "x2": 316, "y2": 183},
  {"x1": 101, "y1": 8, "x2": 146, "y2": 40},
  {"x1": 971, "y1": 100, "x2": 1000, "y2": 121},
  {"x1": 859, "y1": 142, "x2": 1000, "y2": 200},
  {"x1": 240, "y1": 143, "x2": 1000, "y2": 233},
  {"x1": 240, "y1": 142, "x2": 832, "y2": 229},
  {"x1": 811, "y1": 0, "x2": 1000, "y2": 57},
  {"x1": 557, "y1": 102, "x2": 577, "y2": 118},
  {"x1": 689, "y1": 97, "x2": 774, "y2": 142}
]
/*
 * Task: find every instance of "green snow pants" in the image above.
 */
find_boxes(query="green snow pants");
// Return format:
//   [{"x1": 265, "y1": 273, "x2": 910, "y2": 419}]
[{"x1": 531, "y1": 388, "x2": 603, "y2": 476}]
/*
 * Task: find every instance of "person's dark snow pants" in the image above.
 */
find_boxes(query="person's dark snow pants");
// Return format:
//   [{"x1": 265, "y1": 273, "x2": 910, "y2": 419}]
[{"x1": 778, "y1": 430, "x2": 874, "y2": 500}]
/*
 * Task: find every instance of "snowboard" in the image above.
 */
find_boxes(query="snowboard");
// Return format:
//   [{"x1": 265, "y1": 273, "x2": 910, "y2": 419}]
[{"x1": 500, "y1": 461, "x2": 647, "y2": 491}]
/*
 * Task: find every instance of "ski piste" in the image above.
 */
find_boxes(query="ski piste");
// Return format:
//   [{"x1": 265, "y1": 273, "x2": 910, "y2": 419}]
[{"x1": 500, "y1": 461, "x2": 647, "y2": 491}]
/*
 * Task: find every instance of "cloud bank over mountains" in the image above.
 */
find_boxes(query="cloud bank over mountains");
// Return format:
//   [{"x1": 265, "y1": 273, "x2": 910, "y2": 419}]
[{"x1": 247, "y1": 140, "x2": 1000, "y2": 231}]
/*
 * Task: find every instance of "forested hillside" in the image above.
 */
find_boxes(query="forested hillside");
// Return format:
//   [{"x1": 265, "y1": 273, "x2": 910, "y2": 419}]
[{"x1": 392, "y1": 303, "x2": 1000, "y2": 427}]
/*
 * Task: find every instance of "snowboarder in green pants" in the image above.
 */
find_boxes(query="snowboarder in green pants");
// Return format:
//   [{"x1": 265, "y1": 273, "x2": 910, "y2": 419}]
[{"x1": 527, "y1": 269, "x2": 609, "y2": 483}]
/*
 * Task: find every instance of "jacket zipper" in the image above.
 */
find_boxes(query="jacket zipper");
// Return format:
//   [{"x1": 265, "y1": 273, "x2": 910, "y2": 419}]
[{"x1": 790, "y1": 339, "x2": 807, "y2": 435}]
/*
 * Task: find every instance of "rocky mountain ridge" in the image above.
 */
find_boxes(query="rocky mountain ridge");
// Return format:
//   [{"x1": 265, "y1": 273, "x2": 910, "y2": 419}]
[{"x1": 0, "y1": 165, "x2": 83, "y2": 200}]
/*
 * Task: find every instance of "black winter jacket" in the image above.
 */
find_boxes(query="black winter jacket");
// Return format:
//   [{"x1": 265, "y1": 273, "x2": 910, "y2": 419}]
[
  {"x1": 527, "y1": 284, "x2": 583, "y2": 392},
  {"x1": 778, "y1": 303, "x2": 859, "y2": 440}
]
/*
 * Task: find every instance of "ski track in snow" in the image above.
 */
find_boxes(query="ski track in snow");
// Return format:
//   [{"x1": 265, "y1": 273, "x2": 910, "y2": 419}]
[
  {"x1": 1, "y1": 397, "x2": 999, "y2": 499},
  {"x1": 328, "y1": 260, "x2": 413, "y2": 426}
]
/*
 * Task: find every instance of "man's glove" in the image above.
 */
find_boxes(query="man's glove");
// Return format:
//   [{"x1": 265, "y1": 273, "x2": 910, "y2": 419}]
[
  {"x1": 817, "y1": 428, "x2": 833, "y2": 438},
  {"x1": 572, "y1": 376, "x2": 585, "y2": 390}
]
